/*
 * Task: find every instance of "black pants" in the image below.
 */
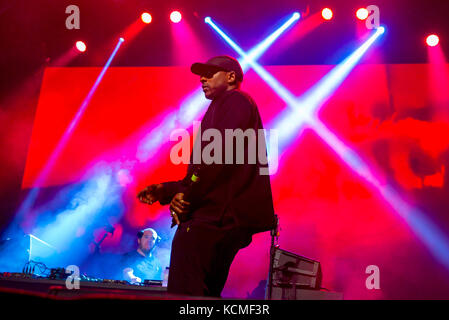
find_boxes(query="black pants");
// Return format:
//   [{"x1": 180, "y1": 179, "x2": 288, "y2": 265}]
[{"x1": 167, "y1": 220, "x2": 252, "y2": 297}]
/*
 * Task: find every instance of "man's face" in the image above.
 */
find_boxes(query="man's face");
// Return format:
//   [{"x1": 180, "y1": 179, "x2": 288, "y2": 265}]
[
  {"x1": 138, "y1": 230, "x2": 157, "y2": 254},
  {"x1": 200, "y1": 70, "x2": 233, "y2": 100}
]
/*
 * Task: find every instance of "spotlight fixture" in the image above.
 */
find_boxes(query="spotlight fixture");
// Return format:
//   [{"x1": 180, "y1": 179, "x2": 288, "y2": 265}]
[
  {"x1": 426, "y1": 34, "x2": 440, "y2": 47},
  {"x1": 356, "y1": 8, "x2": 369, "y2": 20},
  {"x1": 75, "y1": 41, "x2": 86, "y2": 52},
  {"x1": 322, "y1": 8, "x2": 333, "y2": 20},
  {"x1": 170, "y1": 11, "x2": 182, "y2": 23},
  {"x1": 141, "y1": 12, "x2": 152, "y2": 24}
]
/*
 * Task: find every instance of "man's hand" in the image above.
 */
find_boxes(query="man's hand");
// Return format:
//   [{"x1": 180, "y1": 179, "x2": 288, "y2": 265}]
[
  {"x1": 169, "y1": 193, "x2": 191, "y2": 217},
  {"x1": 137, "y1": 184, "x2": 163, "y2": 205},
  {"x1": 123, "y1": 267, "x2": 141, "y2": 284}
]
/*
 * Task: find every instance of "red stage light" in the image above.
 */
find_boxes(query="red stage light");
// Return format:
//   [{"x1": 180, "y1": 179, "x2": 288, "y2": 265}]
[
  {"x1": 356, "y1": 8, "x2": 369, "y2": 20},
  {"x1": 426, "y1": 34, "x2": 440, "y2": 47},
  {"x1": 322, "y1": 8, "x2": 333, "y2": 20},
  {"x1": 75, "y1": 41, "x2": 86, "y2": 52},
  {"x1": 141, "y1": 12, "x2": 152, "y2": 24},
  {"x1": 170, "y1": 11, "x2": 182, "y2": 23}
]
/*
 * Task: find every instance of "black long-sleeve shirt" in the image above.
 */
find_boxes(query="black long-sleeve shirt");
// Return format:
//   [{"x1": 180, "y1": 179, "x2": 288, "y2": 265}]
[{"x1": 160, "y1": 89, "x2": 275, "y2": 233}]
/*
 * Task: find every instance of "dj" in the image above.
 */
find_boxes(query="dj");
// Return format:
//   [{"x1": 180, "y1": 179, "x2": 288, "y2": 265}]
[{"x1": 121, "y1": 227, "x2": 162, "y2": 284}]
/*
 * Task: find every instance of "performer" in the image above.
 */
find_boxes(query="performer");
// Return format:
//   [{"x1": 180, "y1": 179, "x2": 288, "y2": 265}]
[
  {"x1": 138, "y1": 56, "x2": 275, "y2": 297},
  {"x1": 121, "y1": 227, "x2": 162, "y2": 283}
]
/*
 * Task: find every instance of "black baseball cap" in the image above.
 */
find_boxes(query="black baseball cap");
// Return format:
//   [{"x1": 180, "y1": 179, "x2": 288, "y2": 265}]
[{"x1": 191, "y1": 55, "x2": 244, "y2": 82}]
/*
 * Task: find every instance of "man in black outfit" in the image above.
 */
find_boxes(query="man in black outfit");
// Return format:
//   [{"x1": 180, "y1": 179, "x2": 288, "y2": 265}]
[{"x1": 138, "y1": 56, "x2": 275, "y2": 297}]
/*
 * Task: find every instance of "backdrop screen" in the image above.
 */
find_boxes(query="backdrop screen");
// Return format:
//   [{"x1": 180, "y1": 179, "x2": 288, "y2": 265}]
[{"x1": 21, "y1": 64, "x2": 449, "y2": 298}]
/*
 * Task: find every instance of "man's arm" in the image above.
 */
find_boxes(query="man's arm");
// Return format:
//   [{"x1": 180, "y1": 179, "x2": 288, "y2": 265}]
[
  {"x1": 123, "y1": 267, "x2": 141, "y2": 284},
  {"x1": 159, "y1": 180, "x2": 188, "y2": 205},
  {"x1": 137, "y1": 180, "x2": 188, "y2": 206},
  {"x1": 140, "y1": 92, "x2": 255, "y2": 213}
]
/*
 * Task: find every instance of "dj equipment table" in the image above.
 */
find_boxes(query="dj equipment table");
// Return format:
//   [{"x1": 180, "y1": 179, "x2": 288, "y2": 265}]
[{"x1": 0, "y1": 273, "x2": 169, "y2": 299}]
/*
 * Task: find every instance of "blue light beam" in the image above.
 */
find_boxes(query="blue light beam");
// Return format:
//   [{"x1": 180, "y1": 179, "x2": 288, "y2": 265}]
[
  {"x1": 205, "y1": 17, "x2": 299, "y2": 107},
  {"x1": 137, "y1": 13, "x2": 300, "y2": 162},
  {"x1": 8, "y1": 38, "x2": 125, "y2": 237}
]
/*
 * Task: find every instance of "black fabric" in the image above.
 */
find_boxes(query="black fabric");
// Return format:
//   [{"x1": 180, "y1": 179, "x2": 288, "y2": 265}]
[
  {"x1": 120, "y1": 251, "x2": 162, "y2": 281},
  {"x1": 160, "y1": 88, "x2": 275, "y2": 297},
  {"x1": 167, "y1": 220, "x2": 252, "y2": 297},
  {"x1": 160, "y1": 89, "x2": 275, "y2": 233}
]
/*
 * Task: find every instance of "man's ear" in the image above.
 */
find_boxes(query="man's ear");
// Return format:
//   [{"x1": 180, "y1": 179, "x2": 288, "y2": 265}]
[{"x1": 227, "y1": 71, "x2": 236, "y2": 84}]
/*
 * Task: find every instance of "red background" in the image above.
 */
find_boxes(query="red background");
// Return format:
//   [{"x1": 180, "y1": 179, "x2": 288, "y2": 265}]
[{"x1": 21, "y1": 64, "x2": 449, "y2": 298}]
